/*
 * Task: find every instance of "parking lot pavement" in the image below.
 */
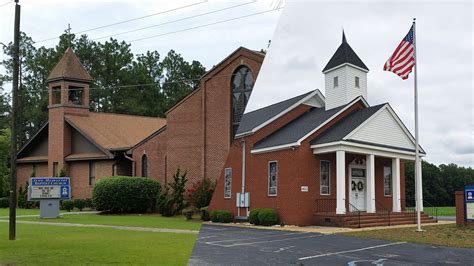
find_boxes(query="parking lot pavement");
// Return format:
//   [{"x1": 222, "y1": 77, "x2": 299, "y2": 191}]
[{"x1": 189, "y1": 224, "x2": 474, "y2": 265}]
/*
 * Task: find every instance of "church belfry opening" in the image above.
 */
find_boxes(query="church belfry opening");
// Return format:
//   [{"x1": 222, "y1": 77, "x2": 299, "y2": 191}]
[{"x1": 231, "y1": 66, "x2": 254, "y2": 137}]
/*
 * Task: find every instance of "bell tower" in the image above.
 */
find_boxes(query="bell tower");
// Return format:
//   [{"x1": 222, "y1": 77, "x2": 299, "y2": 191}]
[
  {"x1": 323, "y1": 32, "x2": 369, "y2": 110},
  {"x1": 46, "y1": 47, "x2": 92, "y2": 176}
]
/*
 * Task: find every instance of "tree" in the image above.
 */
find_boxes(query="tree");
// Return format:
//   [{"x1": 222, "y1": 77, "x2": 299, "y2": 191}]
[
  {"x1": 0, "y1": 129, "x2": 10, "y2": 197},
  {"x1": 0, "y1": 31, "x2": 206, "y2": 147}
]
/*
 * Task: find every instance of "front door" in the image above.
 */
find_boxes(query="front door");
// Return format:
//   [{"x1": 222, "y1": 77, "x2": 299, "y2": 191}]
[{"x1": 350, "y1": 167, "x2": 366, "y2": 211}]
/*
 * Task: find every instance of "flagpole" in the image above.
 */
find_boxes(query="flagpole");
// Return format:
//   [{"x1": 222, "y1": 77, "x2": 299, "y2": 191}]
[{"x1": 413, "y1": 17, "x2": 422, "y2": 232}]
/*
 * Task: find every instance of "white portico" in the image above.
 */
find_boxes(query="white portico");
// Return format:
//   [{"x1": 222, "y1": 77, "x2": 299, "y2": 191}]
[{"x1": 313, "y1": 32, "x2": 426, "y2": 215}]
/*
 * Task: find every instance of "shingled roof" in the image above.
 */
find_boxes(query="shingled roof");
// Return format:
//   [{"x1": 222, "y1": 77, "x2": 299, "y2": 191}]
[
  {"x1": 47, "y1": 47, "x2": 92, "y2": 82},
  {"x1": 322, "y1": 32, "x2": 369, "y2": 73},
  {"x1": 236, "y1": 90, "x2": 316, "y2": 136},
  {"x1": 252, "y1": 104, "x2": 347, "y2": 150},
  {"x1": 66, "y1": 112, "x2": 166, "y2": 150}
]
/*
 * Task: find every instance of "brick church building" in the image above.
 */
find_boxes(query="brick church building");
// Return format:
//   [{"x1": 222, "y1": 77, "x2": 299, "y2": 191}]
[
  {"x1": 16, "y1": 46, "x2": 264, "y2": 199},
  {"x1": 209, "y1": 33, "x2": 429, "y2": 227}
]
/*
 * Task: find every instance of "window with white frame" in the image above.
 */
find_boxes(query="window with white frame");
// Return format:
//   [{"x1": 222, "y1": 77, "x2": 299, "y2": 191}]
[
  {"x1": 268, "y1": 161, "x2": 278, "y2": 196},
  {"x1": 320, "y1": 161, "x2": 330, "y2": 195},
  {"x1": 384, "y1": 166, "x2": 392, "y2": 196},
  {"x1": 224, "y1": 168, "x2": 232, "y2": 198},
  {"x1": 333, "y1": 76, "x2": 338, "y2": 88}
]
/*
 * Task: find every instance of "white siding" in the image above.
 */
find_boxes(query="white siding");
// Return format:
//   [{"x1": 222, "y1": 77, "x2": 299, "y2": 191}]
[
  {"x1": 325, "y1": 65, "x2": 367, "y2": 110},
  {"x1": 349, "y1": 108, "x2": 415, "y2": 150}
]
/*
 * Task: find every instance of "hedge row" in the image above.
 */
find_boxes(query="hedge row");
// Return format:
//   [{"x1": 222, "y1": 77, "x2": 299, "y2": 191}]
[
  {"x1": 249, "y1": 208, "x2": 278, "y2": 226},
  {"x1": 0, "y1": 197, "x2": 8, "y2": 208},
  {"x1": 92, "y1": 176, "x2": 161, "y2": 213},
  {"x1": 209, "y1": 210, "x2": 232, "y2": 223}
]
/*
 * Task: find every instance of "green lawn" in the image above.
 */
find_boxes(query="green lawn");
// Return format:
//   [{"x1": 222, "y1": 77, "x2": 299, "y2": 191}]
[
  {"x1": 0, "y1": 208, "x2": 201, "y2": 230},
  {"x1": 405, "y1": 206, "x2": 456, "y2": 216},
  {"x1": 342, "y1": 224, "x2": 474, "y2": 248},
  {"x1": 0, "y1": 223, "x2": 196, "y2": 265},
  {"x1": 17, "y1": 213, "x2": 202, "y2": 230}
]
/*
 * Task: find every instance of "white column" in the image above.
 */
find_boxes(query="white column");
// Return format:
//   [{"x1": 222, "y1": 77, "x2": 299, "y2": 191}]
[
  {"x1": 366, "y1": 154, "x2": 376, "y2": 213},
  {"x1": 336, "y1": 150, "x2": 346, "y2": 214},
  {"x1": 392, "y1": 158, "x2": 401, "y2": 212},
  {"x1": 416, "y1": 160, "x2": 424, "y2": 211}
]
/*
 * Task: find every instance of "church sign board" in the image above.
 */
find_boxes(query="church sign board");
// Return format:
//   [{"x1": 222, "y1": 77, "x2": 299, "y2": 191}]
[
  {"x1": 465, "y1": 185, "x2": 474, "y2": 221},
  {"x1": 28, "y1": 177, "x2": 71, "y2": 200}
]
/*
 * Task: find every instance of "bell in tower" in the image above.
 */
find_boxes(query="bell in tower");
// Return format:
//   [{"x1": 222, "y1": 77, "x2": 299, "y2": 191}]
[{"x1": 46, "y1": 47, "x2": 92, "y2": 114}]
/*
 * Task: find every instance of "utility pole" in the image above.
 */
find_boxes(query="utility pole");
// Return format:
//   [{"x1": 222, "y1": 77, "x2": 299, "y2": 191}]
[{"x1": 9, "y1": 0, "x2": 21, "y2": 241}]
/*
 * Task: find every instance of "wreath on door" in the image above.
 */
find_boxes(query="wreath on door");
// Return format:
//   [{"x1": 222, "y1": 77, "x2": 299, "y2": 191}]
[{"x1": 351, "y1": 181, "x2": 364, "y2": 191}]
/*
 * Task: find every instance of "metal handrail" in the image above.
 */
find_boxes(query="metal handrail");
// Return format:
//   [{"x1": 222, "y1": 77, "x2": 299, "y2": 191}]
[
  {"x1": 347, "y1": 201, "x2": 361, "y2": 228},
  {"x1": 373, "y1": 198, "x2": 391, "y2": 226},
  {"x1": 401, "y1": 197, "x2": 438, "y2": 223}
]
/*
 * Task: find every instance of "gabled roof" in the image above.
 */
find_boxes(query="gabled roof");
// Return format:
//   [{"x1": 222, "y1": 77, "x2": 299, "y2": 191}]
[
  {"x1": 47, "y1": 47, "x2": 92, "y2": 82},
  {"x1": 310, "y1": 104, "x2": 385, "y2": 145},
  {"x1": 311, "y1": 104, "x2": 426, "y2": 154},
  {"x1": 236, "y1": 90, "x2": 324, "y2": 137},
  {"x1": 65, "y1": 112, "x2": 166, "y2": 150},
  {"x1": 252, "y1": 105, "x2": 347, "y2": 151},
  {"x1": 250, "y1": 96, "x2": 369, "y2": 154},
  {"x1": 322, "y1": 32, "x2": 369, "y2": 73}
]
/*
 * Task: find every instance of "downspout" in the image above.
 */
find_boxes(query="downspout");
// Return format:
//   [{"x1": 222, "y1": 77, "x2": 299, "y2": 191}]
[
  {"x1": 124, "y1": 153, "x2": 135, "y2": 176},
  {"x1": 241, "y1": 138, "x2": 247, "y2": 216}
]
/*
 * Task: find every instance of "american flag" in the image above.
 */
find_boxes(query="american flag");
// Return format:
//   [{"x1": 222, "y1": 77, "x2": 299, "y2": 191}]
[{"x1": 383, "y1": 26, "x2": 415, "y2": 80}]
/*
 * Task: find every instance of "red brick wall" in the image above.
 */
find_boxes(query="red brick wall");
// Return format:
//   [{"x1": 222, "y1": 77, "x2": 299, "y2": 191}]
[
  {"x1": 166, "y1": 49, "x2": 264, "y2": 187},
  {"x1": 68, "y1": 160, "x2": 115, "y2": 199},
  {"x1": 456, "y1": 191, "x2": 474, "y2": 226},
  {"x1": 17, "y1": 163, "x2": 48, "y2": 188},
  {"x1": 132, "y1": 130, "x2": 168, "y2": 184},
  {"x1": 209, "y1": 100, "x2": 408, "y2": 226}
]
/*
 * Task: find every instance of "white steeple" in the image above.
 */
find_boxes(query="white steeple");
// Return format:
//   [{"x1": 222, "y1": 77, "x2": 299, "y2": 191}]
[{"x1": 323, "y1": 32, "x2": 369, "y2": 110}]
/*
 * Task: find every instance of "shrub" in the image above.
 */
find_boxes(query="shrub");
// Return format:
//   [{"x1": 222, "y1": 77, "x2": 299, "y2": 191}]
[
  {"x1": 17, "y1": 183, "x2": 35, "y2": 209},
  {"x1": 210, "y1": 210, "x2": 232, "y2": 223},
  {"x1": 200, "y1": 206, "x2": 210, "y2": 221},
  {"x1": 249, "y1": 208, "x2": 261, "y2": 225},
  {"x1": 84, "y1": 198, "x2": 94, "y2": 209},
  {"x1": 74, "y1": 199, "x2": 87, "y2": 211},
  {"x1": 0, "y1": 197, "x2": 8, "y2": 208},
  {"x1": 62, "y1": 200, "x2": 74, "y2": 212},
  {"x1": 93, "y1": 176, "x2": 161, "y2": 213},
  {"x1": 257, "y1": 208, "x2": 278, "y2": 226},
  {"x1": 188, "y1": 177, "x2": 216, "y2": 209},
  {"x1": 157, "y1": 169, "x2": 188, "y2": 216},
  {"x1": 182, "y1": 208, "x2": 195, "y2": 220}
]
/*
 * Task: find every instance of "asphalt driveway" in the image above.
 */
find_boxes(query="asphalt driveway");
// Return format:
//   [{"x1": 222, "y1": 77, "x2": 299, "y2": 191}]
[{"x1": 189, "y1": 224, "x2": 474, "y2": 265}]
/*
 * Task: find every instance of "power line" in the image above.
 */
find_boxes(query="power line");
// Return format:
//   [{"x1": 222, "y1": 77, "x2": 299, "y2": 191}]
[
  {"x1": 5, "y1": 71, "x2": 261, "y2": 93},
  {"x1": 92, "y1": 1, "x2": 257, "y2": 41},
  {"x1": 0, "y1": 0, "x2": 13, "y2": 8},
  {"x1": 128, "y1": 7, "x2": 283, "y2": 43},
  {"x1": 34, "y1": 1, "x2": 208, "y2": 44}
]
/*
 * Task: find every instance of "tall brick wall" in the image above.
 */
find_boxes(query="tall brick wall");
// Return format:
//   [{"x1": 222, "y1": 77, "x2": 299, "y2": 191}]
[
  {"x1": 68, "y1": 160, "x2": 115, "y2": 199},
  {"x1": 132, "y1": 130, "x2": 168, "y2": 184},
  {"x1": 456, "y1": 191, "x2": 474, "y2": 227}
]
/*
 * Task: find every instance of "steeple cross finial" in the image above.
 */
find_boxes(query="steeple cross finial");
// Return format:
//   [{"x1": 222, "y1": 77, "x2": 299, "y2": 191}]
[{"x1": 67, "y1": 23, "x2": 72, "y2": 47}]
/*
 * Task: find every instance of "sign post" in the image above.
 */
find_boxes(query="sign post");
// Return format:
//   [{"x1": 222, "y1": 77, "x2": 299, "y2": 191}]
[
  {"x1": 28, "y1": 177, "x2": 71, "y2": 218},
  {"x1": 465, "y1": 185, "x2": 474, "y2": 222}
]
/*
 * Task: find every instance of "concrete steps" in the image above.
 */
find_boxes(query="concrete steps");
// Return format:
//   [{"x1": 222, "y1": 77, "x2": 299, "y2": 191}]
[{"x1": 343, "y1": 212, "x2": 437, "y2": 228}]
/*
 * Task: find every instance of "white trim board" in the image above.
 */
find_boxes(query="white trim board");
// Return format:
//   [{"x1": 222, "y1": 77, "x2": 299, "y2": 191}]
[
  {"x1": 250, "y1": 96, "x2": 369, "y2": 154},
  {"x1": 311, "y1": 141, "x2": 426, "y2": 161},
  {"x1": 235, "y1": 90, "x2": 325, "y2": 138}
]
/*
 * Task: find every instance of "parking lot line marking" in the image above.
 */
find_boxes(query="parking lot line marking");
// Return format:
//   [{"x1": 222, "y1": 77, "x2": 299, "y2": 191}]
[
  {"x1": 204, "y1": 232, "x2": 308, "y2": 244},
  {"x1": 298, "y1": 242, "x2": 407, "y2": 260},
  {"x1": 207, "y1": 234, "x2": 321, "y2": 247}
]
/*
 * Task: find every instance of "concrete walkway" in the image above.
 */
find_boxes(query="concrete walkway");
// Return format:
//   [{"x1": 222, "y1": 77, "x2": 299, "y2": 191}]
[
  {"x1": 203, "y1": 220, "x2": 455, "y2": 235},
  {"x1": 0, "y1": 219, "x2": 199, "y2": 234},
  {"x1": 0, "y1": 211, "x2": 100, "y2": 219}
]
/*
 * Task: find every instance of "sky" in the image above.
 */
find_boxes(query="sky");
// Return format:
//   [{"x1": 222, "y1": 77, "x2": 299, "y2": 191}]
[{"x1": 0, "y1": 0, "x2": 473, "y2": 167}]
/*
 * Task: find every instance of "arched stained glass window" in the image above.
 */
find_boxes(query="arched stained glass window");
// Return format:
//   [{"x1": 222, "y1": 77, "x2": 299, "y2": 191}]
[
  {"x1": 231, "y1": 66, "x2": 254, "y2": 137},
  {"x1": 141, "y1": 154, "x2": 148, "y2": 178}
]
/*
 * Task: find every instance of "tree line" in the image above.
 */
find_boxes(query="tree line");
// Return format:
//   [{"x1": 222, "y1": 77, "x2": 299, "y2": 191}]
[{"x1": 405, "y1": 160, "x2": 473, "y2": 206}]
